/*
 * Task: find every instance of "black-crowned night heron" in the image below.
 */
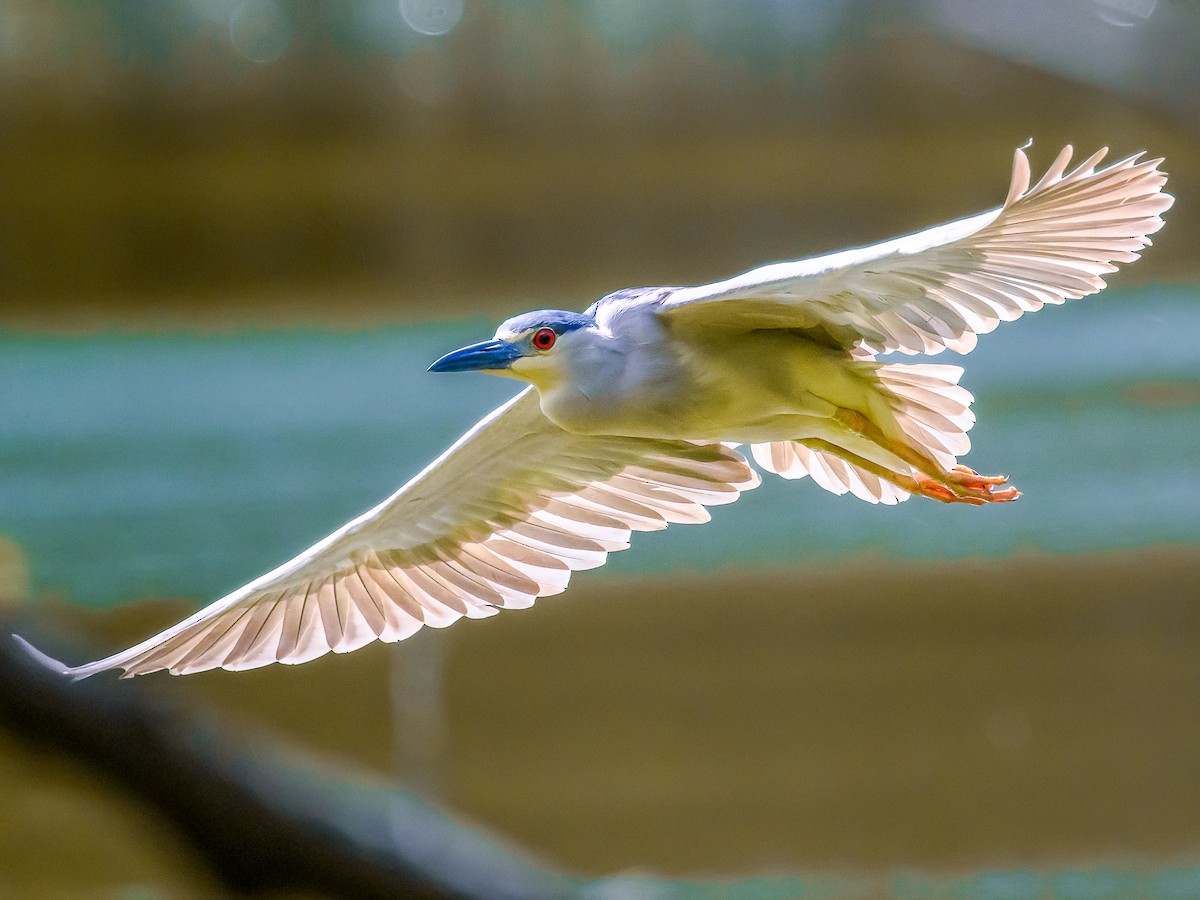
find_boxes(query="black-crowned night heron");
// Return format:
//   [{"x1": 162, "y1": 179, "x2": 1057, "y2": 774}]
[{"x1": 17, "y1": 145, "x2": 1172, "y2": 678}]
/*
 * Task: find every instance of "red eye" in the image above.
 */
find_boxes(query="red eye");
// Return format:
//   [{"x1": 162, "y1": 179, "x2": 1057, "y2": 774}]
[{"x1": 531, "y1": 328, "x2": 557, "y2": 350}]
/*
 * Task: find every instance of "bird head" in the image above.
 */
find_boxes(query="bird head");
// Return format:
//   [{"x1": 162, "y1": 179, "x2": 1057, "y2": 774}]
[{"x1": 429, "y1": 310, "x2": 594, "y2": 388}]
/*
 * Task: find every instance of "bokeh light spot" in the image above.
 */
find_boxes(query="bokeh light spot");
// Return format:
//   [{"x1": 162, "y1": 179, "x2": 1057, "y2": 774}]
[
  {"x1": 399, "y1": 0, "x2": 463, "y2": 37},
  {"x1": 1094, "y1": 0, "x2": 1156, "y2": 27}
]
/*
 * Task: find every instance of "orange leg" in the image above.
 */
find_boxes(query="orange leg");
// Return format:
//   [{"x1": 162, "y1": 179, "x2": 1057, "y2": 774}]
[
  {"x1": 802, "y1": 440, "x2": 987, "y2": 505},
  {"x1": 946, "y1": 465, "x2": 1012, "y2": 489},
  {"x1": 829, "y1": 410, "x2": 1021, "y2": 504}
]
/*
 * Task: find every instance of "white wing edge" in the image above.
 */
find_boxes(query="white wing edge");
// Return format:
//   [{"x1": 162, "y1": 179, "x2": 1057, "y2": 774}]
[
  {"x1": 663, "y1": 207, "x2": 1002, "y2": 307},
  {"x1": 663, "y1": 144, "x2": 1173, "y2": 327}
]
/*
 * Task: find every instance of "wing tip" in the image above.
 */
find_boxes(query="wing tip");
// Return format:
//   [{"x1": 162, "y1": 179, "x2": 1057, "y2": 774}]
[
  {"x1": 1005, "y1": 144, "x2": 1033, "y2": 207},
  {"x1": 11, "y1": 634, "x2": 92, "y2": 681}
]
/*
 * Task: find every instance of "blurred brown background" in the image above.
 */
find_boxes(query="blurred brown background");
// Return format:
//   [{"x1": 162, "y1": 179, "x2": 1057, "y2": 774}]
[
  {"x1": 2, "y1": 1, "x2": 1199, "y2": 897},
  {"x1": 2, "y1": 0, "x2": 1197, "y2": 329}
]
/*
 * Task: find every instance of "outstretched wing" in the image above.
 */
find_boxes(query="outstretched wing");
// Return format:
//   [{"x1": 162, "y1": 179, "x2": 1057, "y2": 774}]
[
  {"x1": 20, "y1": 388, "x2": 759, "y2": 678},
  {"x1": 658, "y1": 146, "x2": 1173, "y2": 357}
]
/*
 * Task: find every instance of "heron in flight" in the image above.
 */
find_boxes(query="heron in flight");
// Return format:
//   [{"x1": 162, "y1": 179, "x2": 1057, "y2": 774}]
[{"x1": 17, "y1": 145, "x2": 1171, "y2": 679}]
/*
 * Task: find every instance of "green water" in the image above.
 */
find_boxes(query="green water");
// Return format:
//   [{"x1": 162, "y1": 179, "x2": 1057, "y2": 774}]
[{"x1": 2, "y1": 286, "x2": 1199, "y2": 609}]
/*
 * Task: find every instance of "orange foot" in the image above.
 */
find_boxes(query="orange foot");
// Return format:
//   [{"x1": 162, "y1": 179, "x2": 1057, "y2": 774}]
[{"x1": 915, "y1": 467, "x2": 1021, "y2": 504}]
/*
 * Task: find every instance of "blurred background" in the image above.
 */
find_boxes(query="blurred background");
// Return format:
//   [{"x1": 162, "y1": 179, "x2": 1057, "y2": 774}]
[{"x1": 2, "y1": 0, "x2": 1199, "y2": 897}]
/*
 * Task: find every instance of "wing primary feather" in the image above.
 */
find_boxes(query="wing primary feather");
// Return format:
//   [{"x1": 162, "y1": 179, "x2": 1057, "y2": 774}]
[
  {"x1": 402, "y1": 565, "x2": 470, "y2": 616},
  {"x1": 222, "y1": 595, "x2": 289, "y2": 671},
  {"x1": 390, "y1": 568, "x2": 463, "y2": 627},
  {"x1": 1003, "y1": 146, "x2": 1033, "y2": 207},
  {"x1": 347, "y1": 566, "x2": 389, "y2": 636},
  {"x1": 505, "y1": 520, "x2": 607, "y2": 554},
  {"x1": 418, "y1": 562, "x2": 502, "y2": 616},
  {"x1": 314, "y1": 577, "x2": 343, "y2": 652},
  {"x1": 276, "y1": 581, "x2": 311, "y2": 661},
  {"x1": 216, "y1": 600, "x2": 278, "y2": 672},
  {"x1": 456, "y1": 543, "x2": 544, "y2": 596},
  {"x1": 369, "y1": 552, "x2": 433, "y2": 623},
  {"x1": 1028, "y1": 144, "x2": 1075, "y2": 194}
]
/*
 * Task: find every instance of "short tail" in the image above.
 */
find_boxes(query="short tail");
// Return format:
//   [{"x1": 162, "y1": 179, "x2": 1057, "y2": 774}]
[
  {"x1": 875, "y1": 362, "x2": 975, "y2": 470},
  {"x1": 750, "y1": 363, "x2": 976, "y2": 504}
]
